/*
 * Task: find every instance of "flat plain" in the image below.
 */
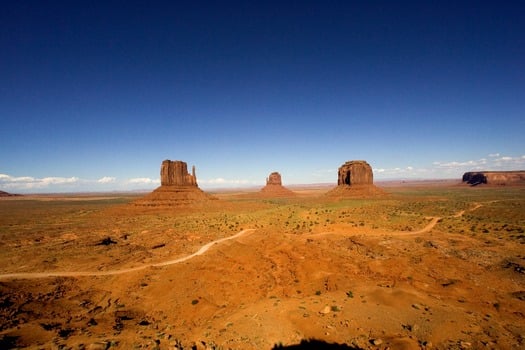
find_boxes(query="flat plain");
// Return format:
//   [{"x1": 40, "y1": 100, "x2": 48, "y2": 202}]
[{"x1": 0, "y1": 183, "x2": 524, "y2": 349}]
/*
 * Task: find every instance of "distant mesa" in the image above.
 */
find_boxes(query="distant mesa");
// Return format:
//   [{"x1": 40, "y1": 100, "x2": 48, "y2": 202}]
[
  {"x1": 260, "y1": 171, "x2": 296, "y2": 197},
  {"x1": 462, "y1": 171, "x2": 525, "y2": 186},
  {"x1": 133, "y1": 159, "x2": 216, "y2": 207},
  {"x1": 0, "y1": 190, "x2": 21, "y2": 197},
  {"x1": 327, "y1": 160, "x2": 385, "y2": 197}
]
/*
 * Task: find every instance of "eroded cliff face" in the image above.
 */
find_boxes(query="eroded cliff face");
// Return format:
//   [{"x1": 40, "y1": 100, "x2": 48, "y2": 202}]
[
  {"x1": 462, "y1": 171, "x2": 525, "y2": 186},
  {"x1": 266, "y1": 172, "x2": 282, "y2": 186},
  {"x1": 160, "y1": 160, "x2": 197, "y2": 186},
  {"x1": 327, "y1": 160, "x2": 385, "y2": 197},
  {"x1": 337, "y1": 160, "x2": 373, "y2": 186},
  {"x1": 134, "y1": 160, "x2": 215, "y2": 207}
]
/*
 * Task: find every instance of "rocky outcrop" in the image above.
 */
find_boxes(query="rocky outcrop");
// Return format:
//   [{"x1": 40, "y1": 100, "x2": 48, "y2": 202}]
[
  {"x1": 260, "y1": 171, "x2": 295, "y2": 197},
  {"x1": 266, "y1": 172, "x2": 283, "y2": 186},
  {"x1": 0, "y1": 190, "x2": 20, "y2": 197},
  {"x1": 134, "y1": 160, "x2": 216, "y2": 207},
  {"x1": 337, "y1": 160, "x2": 373, "y2": 186},
  {"x1": 462, "y1": 171, "x2": 525, "y2": 186},
  {"x1": 161, "y1": 160, "x2": 197, "y2": 186},
  {"x1": 327, "y1": 160, "x2": 385, "y2": 197}
]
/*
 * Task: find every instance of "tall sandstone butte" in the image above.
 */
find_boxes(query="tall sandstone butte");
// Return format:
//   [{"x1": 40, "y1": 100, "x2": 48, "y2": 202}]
[
  {"x1": 266, "y1": 172, "x2": 283, "y2": 186},
  {"x1": 260, "y1": 171, "x2": 295, "y2": 197},
  {"x1": 337, "y1": 160, "x2": 373, "y2": 186},
  {"x1": 133, "y1": 159, "x2": 215, "y2": 207},
  {"x1": 160, "y1": 160, "x2": 197, "y2": 186}
]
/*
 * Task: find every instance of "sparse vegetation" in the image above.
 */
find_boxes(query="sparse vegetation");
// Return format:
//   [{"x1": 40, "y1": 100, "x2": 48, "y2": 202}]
[{"x1": 0, "y1": 185, "x2": 523, "y2": 349}]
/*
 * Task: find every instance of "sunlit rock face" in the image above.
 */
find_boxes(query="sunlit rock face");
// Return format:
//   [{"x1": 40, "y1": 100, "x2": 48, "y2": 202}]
[
  {"x1": 266, "y1": 172, "x2": 282, "y2": 186},
  {"x1": 462, "y1": 171, "x2": 525, "y2": 186},
  {"x1": 160, "y1": 160, "x2": 197, "y2": 186},
  {"x1": 326, "y1": 160, "x2": 385, "y2": 198},
  {"x1": 337, "y1": 160, "x2": 373, "y2": 186}
]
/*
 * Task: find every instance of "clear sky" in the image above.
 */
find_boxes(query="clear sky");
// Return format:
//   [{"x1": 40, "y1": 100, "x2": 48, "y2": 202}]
[{"x1": 1, "y1": 1, "x2": 524, "y2": 193}]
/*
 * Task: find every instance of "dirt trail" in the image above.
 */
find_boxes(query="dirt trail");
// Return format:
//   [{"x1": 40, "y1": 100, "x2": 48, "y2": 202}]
[
  {"x1": 0, "y1": 203, "x2": 485, "y2": 280},
  {"x1": 306, "y1": 202, "x2": 483, "y2": 239},
  {"x1": 0, "y1": 229, "x2": 255, "y2": 280}
]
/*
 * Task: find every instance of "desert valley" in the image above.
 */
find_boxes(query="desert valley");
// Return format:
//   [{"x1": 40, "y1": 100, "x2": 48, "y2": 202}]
[{"x1": 0, "y1": 160, "x2": 524, "y2": 350}]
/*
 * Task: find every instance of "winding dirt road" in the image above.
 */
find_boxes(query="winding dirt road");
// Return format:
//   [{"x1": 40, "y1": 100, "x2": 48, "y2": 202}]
[
  {"x1": 0, "y1": 229, "x2": 256, "y2": 280},
  {"x1": 0, "y1": 203, "x2": 485, "y2": 281}
]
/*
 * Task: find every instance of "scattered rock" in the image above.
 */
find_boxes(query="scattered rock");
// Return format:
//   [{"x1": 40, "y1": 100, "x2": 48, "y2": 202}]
[
  {"x1": 459, "y1": 340, "x2": 472, "y2": 348},
  {"x1": 88, "y1": 342, "x2": 108, "y2": 350},
  {"x1": 319, "y1": 305, "x2": 331, "y2": 314},
  {"x1": 371, "y1": 338, "x2": 383, "y2": 346}
]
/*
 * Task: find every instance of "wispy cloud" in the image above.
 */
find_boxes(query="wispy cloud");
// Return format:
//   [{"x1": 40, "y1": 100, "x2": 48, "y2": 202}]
[
  {"x1": 0, "y1": 174, "x2": 79, "y2": 190},
  {"x1": 127, "y1": 177, "x2": 159, "y2": 185},
  {"x1": 373, "y1": 167, "x2": 429, "y2": 177},
  {"x1": 97, "y1": 176, "x2": 116, "y2": 184},
  {"x1": 374, "y1": 153, "x2": 525, "y2": 180},
  {"x1": 433, "y1": 154, "x2": 525, "y2": 171},
  {"x1": 200, "y1": 178, "x2": 253, "y2": 186}
]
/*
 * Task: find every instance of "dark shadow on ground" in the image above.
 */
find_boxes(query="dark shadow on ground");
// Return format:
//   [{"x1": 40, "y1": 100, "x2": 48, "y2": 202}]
[
  {"x1": 0, "y1": 335, "x2": 20, "y2": 349},
  {"x1": 272, "y1": 339, "x2": 363, "y2": 350}
]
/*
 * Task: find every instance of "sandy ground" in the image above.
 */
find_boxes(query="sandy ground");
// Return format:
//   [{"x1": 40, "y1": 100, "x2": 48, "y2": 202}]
[{"x1": 0, "y1": 185, "x2": 524, "y2": 349}]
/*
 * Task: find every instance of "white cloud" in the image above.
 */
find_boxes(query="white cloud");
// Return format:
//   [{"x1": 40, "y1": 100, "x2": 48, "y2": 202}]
[
  {"x1": 373, "y1": 166, "x2": 424, "y2": 177},
  {"x1": 200, "y1": 178, "x2": 252, "y2": 185},
  {"x1": 0, "y1": 174, "x2": 79, "y2": 190},
  {"x1": 433, "y1": 154, "x2": 525, "y2": 173},
  {"x1": 127, "y1": 177, "x2": 159, "y2": 185},
  {"x1": 97, "y1": 176, "x2": 116, "y2": 184}
]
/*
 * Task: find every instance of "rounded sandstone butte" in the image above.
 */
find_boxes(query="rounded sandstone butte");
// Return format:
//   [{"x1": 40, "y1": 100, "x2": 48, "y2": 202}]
[
  {"x1": 337, "y1": 160, "x2": 373, "y2": 186},
  {"x1": 160, "y1": 160, "x2": 197, "y2": 187}
]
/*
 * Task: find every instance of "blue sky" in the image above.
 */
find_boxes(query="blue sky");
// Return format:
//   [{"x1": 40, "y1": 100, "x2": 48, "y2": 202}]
[{"x1": 1, "y1": 1, "x2": 524, "y2": 193}]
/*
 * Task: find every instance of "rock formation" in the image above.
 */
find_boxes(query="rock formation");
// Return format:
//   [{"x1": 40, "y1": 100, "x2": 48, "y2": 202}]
[
  {"x1": 133, "y1": 159, "x2": 216, "y2": 207},
  {"x1": 462, "y1": 171, "x2": 525, "y2": 186},
  {"x1": 161, "y1": 160, "x2": 197, "y2": 186},
  {"x1": 260, "y1": 171, "x2": 295, "y2": 197},
  {"x1": 327, "y1": 160, "x2": 385, "y2": 197},
  {"x1": 0, "y1": 190, "x2": 20, "y2": 197},
  {"x1": 337, "y1": 160, "x2": 373, "y2": 186},
  {"x1": 266, "y1": 172, "x2": 283, "y2": 186}
]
